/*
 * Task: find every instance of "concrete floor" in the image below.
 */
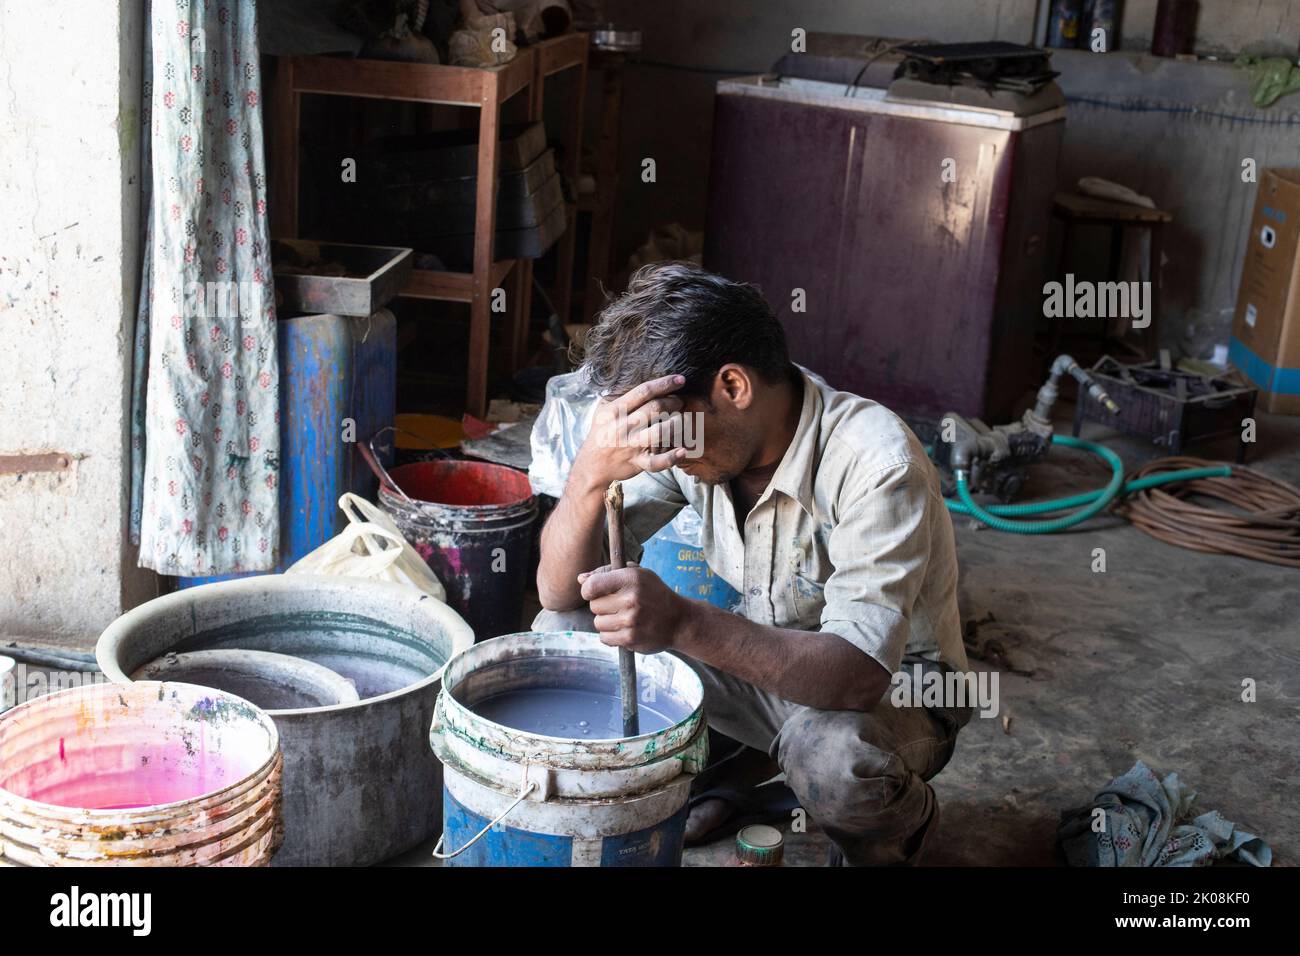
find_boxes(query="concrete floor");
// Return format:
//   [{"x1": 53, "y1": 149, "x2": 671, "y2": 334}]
[
  {"x1": 685, "y1": 407, "x2": 1300, "y2": 867},
  {"x1": 922, "y1": 408, "x2": 1299, "y2": 866}
]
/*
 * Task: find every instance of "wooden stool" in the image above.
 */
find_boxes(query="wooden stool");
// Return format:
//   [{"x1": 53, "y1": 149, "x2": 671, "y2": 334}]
[{"x1": 1051, "y1": 190, "x2": 1172, "y2": 361}]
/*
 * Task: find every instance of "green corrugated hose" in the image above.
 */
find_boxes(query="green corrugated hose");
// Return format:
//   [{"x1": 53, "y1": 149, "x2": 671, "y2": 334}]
[{"x1": 944, "y1": 434, "x2": 1233, "y2": 534}]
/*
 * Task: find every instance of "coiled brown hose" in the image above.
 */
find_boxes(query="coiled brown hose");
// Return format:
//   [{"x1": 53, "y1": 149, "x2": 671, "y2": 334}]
[{"x1": 1114, "y1": 456, "x2": 1300, "y2": 568}]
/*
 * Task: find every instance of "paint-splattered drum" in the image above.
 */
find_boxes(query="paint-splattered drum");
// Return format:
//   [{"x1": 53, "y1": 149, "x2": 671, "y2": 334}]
[
  {"x1": 375, "y1": 459, "x2": 538, "y2": 642},
  {"x1": 0, "y1": 681, "x2": 282, "y2": 866}
]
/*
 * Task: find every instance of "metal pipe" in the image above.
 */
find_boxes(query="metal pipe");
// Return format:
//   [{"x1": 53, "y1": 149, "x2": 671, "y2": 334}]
[
  {"x1": 1033, "y1": 354, "x2": 1119, "y2": 423},
  {"x1": 1, "y1": 643, "x2": 100, "y2": 672}
]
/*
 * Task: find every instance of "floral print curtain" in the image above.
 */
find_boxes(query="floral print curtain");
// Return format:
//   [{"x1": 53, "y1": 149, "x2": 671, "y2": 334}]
[{"x1": 131, "y1": 0, "x2": 280, "y2": 575}]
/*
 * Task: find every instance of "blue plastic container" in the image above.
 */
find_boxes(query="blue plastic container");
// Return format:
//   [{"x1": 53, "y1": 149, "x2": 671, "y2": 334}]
[
  {"x1": 639, "y1": 518, "x2": 742, "y2": 611},
  {"x1": 179, "y1": 310, "x2": 396, "y2": 587}
]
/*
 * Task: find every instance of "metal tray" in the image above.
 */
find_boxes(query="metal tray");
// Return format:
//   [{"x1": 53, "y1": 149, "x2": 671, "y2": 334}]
[
  {"x1": 271, "y1": 239, "x2": 413, "y2": 317},
  {"x1": 1072, "y1": 355, "x2": 1258, "y2": 461}
]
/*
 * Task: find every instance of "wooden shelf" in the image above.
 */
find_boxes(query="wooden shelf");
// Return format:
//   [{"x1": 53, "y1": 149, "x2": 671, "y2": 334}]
[
  {"x1": 402, "y1": 261, "x2": 517, "y2": 302},
  {"x1": 270, "y1": 39, "x2": 589, "y2": 416},
  {"x1": 526, "y1": 32, "x2": 589, "y2": 363}
]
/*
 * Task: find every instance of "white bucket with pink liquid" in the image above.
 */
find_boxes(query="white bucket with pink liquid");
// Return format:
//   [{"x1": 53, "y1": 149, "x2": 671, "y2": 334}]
[
  {"x1": 0, "y1": 655, "x2": 14, "y2": 714},
  {"x1": 0, "y1": 681, "x2": 282, "y2": 866}
]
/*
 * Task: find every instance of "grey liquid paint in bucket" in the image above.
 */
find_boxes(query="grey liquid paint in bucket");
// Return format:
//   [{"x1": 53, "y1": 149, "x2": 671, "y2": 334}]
[
  {"x1": 470, "y1": 671, "x2": 688, "y2": 738},
  {"x1": 449, "y1": 650, "x2": 691, "y2": 739}
]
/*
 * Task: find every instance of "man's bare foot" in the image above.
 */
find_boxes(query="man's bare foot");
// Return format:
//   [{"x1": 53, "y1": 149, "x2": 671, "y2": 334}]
[
  {"x1": 684, "y1": 744, "x2": 783, "y2": 845},
  {"x1": 684, "y1": 797, "x2": 733, "y2": 844}
]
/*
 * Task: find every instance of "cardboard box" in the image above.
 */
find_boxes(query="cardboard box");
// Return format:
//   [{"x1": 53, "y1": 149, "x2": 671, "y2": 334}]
[{"x1": 1231, "y1": 168, "x2": 1300, "y2": 414}]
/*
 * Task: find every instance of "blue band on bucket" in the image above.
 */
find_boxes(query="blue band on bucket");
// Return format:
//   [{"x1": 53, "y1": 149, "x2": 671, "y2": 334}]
[{"x1": 441, "y1": 786, "x2": 689, "y2": 867}]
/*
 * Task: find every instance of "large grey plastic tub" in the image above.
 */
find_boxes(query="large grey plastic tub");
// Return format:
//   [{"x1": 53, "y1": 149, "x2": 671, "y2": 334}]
[{"x1": 97, "y1": 575, "x2": 473, "y2": 867}]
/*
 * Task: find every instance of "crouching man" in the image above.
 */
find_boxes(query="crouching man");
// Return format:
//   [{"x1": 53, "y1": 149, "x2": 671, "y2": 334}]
[{"x1": 535, "y1": 262, "x2": 972, "y2": 866}]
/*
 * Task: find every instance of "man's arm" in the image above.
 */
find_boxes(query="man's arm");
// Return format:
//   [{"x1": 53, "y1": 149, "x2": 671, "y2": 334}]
[
  {"x1": 537, "y1": 466, "x2": 616, "y2": 611},
  {"x1": 579, "y1": 460, "x2": 939, "y2": 712},
  {"x1": 579, "y1": 567, "x2": 889, "y2": 711},
  {"x1": 537, "y1": 374, "x2": 690, "y2": 611}
]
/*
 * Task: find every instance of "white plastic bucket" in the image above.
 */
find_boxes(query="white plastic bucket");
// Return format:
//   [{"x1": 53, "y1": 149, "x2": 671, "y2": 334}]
[
  {"x1": 0, "y1": 656, "x2": 14, "y2": 714},
  {"x1": 429, "y1": 631, "x2": 708, "y2": 866}
]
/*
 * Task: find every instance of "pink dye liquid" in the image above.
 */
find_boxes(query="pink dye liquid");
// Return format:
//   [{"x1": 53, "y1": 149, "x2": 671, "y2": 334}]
[{"x1": 13, "y1": 726, "x2": 256, "y2": 810}]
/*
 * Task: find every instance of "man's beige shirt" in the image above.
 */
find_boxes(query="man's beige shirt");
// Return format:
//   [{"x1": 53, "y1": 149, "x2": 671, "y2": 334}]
[{"x1": 623, "y1": 368, "x2": 968, "y2": 675}]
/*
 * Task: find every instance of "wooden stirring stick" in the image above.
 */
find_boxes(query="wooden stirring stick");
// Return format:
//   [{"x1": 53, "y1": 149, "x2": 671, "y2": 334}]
[{"x1": 604, "y1": 480, "x2": 640, "y2": 737}]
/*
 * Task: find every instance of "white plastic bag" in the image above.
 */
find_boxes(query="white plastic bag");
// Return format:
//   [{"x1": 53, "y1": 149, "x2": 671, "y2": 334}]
[
  {"x1": 528, "y1": 369, "x2": 600, "y2": 499},
  {"x1": 286, "y1": 493, "x2": 447, "y2": 603}
]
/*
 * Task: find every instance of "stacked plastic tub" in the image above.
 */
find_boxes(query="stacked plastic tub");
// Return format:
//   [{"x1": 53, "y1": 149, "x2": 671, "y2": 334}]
[{"x1": 0, "y1": 682, "x2": 282, "y2": 866}]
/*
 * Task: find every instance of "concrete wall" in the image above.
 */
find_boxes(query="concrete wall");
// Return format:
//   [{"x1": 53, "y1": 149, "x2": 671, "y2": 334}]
[
  {"x1": 596, "y1": 0, "x2": 1300, "y2": 352},
  {"x1": 0, "y1": 0, "x2": 157, "y2": 647},
  {"x1": 1052, "y1": 47, "x2": 1300, "y2": 352},
  {"x1": 1118, "y1": 0, "x2": 1300, "y2": 56}
]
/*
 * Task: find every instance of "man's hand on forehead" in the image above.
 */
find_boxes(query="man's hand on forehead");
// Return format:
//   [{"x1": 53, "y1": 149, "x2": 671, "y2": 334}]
[
  {"x1": 613, "y1": 373, "x2": 689, "y2": 450},
  {"x1": 574, "y1": 374, "x2": 691, "y2": 484},
  {"x1": 609, "y1": 373, "x2": 684, "y2": 410}
]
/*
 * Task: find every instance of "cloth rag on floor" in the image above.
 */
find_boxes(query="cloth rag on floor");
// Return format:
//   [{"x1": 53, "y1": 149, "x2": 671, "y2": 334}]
[
  {"x1": 1058, "y1": 761, "x2": 1271, "y2": 867},
  {"x1": 130, "y1": 0, "x2": 280, "y2": 575}
]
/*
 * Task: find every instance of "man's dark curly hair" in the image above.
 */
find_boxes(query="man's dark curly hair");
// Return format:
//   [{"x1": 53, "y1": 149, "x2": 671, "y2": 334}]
[{"x1": 580, "y1": 262, "x2": 794, "y2": 400}]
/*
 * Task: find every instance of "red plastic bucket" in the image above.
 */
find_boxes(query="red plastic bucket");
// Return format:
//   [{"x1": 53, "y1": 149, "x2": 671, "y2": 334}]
[{"x1": 373, "y1": 458, "x2": 537, "y2": 642}]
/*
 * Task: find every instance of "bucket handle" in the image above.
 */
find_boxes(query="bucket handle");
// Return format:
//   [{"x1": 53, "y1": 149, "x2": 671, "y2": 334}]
[
  {"x1": 358, "y1": 427, "x2": 414, "y2": 504},
  {"x1": 431, "y1": 778, "x2": 539, "y2": 861}
]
